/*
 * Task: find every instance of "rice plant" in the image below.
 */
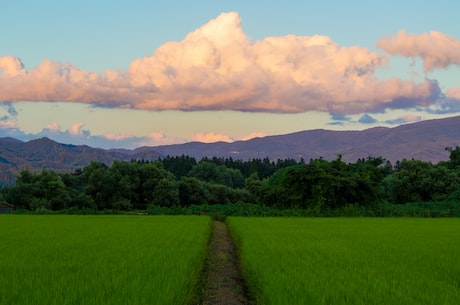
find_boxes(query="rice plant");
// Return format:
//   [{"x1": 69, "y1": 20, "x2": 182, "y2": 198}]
[
  {"x1": 228, "y1": 217, "x2": 460, "y2": 305},
  {"x1": 0, "y1": 215, "x2": 211, "y2": 305}
]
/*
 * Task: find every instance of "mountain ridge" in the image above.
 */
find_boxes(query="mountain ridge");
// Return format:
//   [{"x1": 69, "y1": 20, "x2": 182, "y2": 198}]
[
  {"x1": 0, "y1": 115, "x2": 459, "y2": 185},
  {"x1": 150, "y1": 116, "x2": 460, "y2": 162}
]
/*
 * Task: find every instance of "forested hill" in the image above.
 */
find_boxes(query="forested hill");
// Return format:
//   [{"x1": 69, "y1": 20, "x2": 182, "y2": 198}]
[
  {"x1": 1, "y1": 115, "x2": 460, "y2": 185},
  {"x1": 151, "y1": 115, "x2": 460, "y2": 163},
  {"x1": 0, "y1": 137, "x2": 160, "y2": 186}
]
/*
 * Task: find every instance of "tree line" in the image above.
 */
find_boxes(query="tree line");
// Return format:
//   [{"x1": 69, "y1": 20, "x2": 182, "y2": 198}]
[{"x1": 1, "y1": 147, "x2": 460, "y2": 213}]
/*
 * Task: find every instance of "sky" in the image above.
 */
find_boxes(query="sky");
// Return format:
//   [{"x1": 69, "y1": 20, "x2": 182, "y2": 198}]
[{"x1": 1, "y1": 0, "x2": 460, "y2": 149}]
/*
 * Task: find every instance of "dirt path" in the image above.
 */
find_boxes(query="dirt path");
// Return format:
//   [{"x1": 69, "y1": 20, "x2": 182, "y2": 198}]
[{"x1": 196, "y1": 220, "x2": 251, "y2": 305}]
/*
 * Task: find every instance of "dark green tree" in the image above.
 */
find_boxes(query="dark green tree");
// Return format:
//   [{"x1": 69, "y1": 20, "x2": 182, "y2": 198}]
[
  {"x1": 383, "y1": 159, "x2": 460, "y2": 204},
  {"x1": 2, "y1": 169, "x2": 39, "y2": 209},
  {"x1": 178, "y1": 177, "x2": 209, "y2": 206},
  {"x1": 255, "y1": 156, "x2": 384, "y2": 209},
  {"x1": 188, "y1": 161, "x2": 244, "y2": 188},
  {"x1": 151, "y1": 178, "x2": 179, "y2": 207},
  {"x1": 446, "y1": 146, "x2": 460, "y2": 169},
  {"x1": 161, "y1": 155, "x2": 197, "y2": 179}
]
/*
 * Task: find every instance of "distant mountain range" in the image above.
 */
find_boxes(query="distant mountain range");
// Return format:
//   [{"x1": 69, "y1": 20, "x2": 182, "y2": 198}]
[
  {"x1": 1, "y1": 115, "x2": 459, "y2": 185},
  {"x1": 0, "y1": 137, "x2": 161, "y2": 186}
]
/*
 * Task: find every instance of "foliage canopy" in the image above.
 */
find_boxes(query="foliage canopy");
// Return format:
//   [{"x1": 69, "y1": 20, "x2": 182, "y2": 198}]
[{"x1": 2, "y1": 147, "x2": 460, "y2": 213}]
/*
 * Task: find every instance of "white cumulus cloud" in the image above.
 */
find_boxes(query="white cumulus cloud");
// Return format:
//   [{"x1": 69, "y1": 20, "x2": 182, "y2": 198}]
[{"x1": 0, "y1": 12, "x2": 451, "y2": 114}]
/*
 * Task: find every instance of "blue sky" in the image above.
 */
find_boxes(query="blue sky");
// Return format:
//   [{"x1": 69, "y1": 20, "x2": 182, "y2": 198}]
[{"x1": 1, "y1": 0, "x2": 459, "y2": 148}]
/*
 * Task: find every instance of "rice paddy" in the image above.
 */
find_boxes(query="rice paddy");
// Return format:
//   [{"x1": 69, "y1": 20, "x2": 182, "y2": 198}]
[
  {"x1": 227, "y1": 217, "x2": 460, "y2": 305},
  {"x1": 2, "y1": 215, "x2": 459, "y2": 305},
  {"x1": 0, "y1": 215, "x2": 211, "y2": 305}
]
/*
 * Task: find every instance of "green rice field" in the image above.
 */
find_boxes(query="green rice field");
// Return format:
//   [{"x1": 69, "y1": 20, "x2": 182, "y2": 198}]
[
  {"x1": 0, "y1": 215, "x2": 211, "y2": 305},
  {"x1": 228, "y1": 217, "x2": 460, "y2": 305}
]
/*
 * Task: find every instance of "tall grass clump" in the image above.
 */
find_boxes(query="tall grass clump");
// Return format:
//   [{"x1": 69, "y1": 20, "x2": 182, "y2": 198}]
[
  {"x1": 0, "y1": 215, "x2": 211, "y2": 305},
  {"x1": 228, "y1": 217, "x2": 460, "y2": 305}
]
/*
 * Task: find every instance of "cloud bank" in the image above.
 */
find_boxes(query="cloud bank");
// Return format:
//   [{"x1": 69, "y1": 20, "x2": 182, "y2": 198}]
[
  {"x1": 0, "y1": 12, "x2": 457, "y2": 115},
  {"x1": 0, "y1": 116, "x2": 267, "y2": 149}
]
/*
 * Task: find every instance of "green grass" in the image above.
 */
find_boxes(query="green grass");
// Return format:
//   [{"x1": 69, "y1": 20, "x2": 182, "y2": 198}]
[
  {"x1": 0, "y1": 215, "x2": 211, "y2": 305},
  {"x1": 228, "y1": 217, "x2": 460, "y2": 305}
]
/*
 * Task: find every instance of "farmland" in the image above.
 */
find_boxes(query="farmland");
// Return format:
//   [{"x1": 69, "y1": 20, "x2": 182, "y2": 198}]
[
  {"x1": 2, "y1": 215, "x2": 460, "y2": 305},
  {"x1": 0, "y1": 215, "x2": 211, "y2": 305},
  {"x1": 228, "y1": 217, "x2": 460, "y2": 305}
]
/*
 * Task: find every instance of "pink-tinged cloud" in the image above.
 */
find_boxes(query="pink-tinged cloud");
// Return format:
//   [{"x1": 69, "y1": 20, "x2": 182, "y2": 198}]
[
  {"x1": 385, "y1": 114, "x2": 422, "y2": 125},
  {"x1": 45, "y1": 122, "x2": 60, "y2": 132},
  {"x1": 146, "y1": 131, "x2": 170, "y2": 143},
  {"x1": 103, "y1": 132, "x2": 133, "y2": 141},
  {"x1": 190, "y1": 131, "x2": 267, "y2": 143},
  {"x1": 240, "y1": 132, "x2": 266, "y2": 141},
  {"x1": 100, "y1": 130, "x2": 185, "y2": 147},
  {"x1": 0, "y1": 12, "x2": 446, "y2": 114},
  {"x1": 0, "y1": 120, "x2": 17, "y2": 128},
  {"x1": 0, "y1": 56, "x2": 26, "y2": 77},
  {"x1": 431, "y1": 87, "x2": 460, "y2": 113},
  {"x1": 377, "y1": 30, "x2": 460, "y2": 71},
  {"x1": 400, "y1": 114, "x2": 422, "y2": 123},
  {"x1": 69, "y1": 122, "x2": 85, "y2": 136},
  {"x1": 446, "y1": 87, "x2": 460, "y2": 100},
  {"x1": 192, "y1": 132, "x2": 233, "y2": 143},
  {"x1": 136, "y1": 131, "x2": 185, "y2": 146}
]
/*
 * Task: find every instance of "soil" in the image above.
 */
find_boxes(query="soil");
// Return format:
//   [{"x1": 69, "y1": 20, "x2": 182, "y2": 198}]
[{"x1": 196, "y1": 220, "x2": 251, "y2": 305}]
